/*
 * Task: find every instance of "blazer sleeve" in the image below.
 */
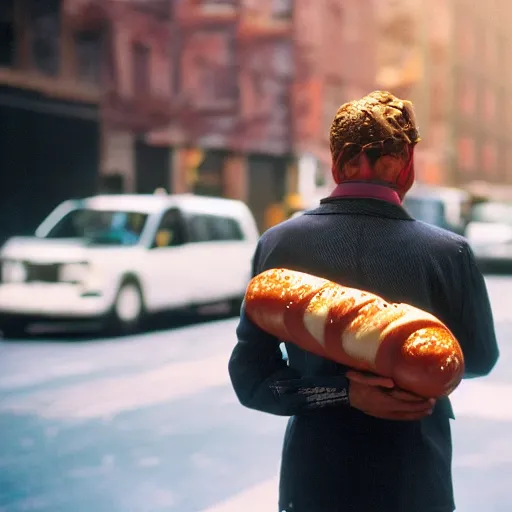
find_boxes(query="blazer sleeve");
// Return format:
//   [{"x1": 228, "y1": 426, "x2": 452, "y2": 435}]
[
  {"x1": 457, "y1": 243, "x2": 500, "y2": 378},
  {"x1": 228, "y1": 241, "x2": 350, "y2": 417}
]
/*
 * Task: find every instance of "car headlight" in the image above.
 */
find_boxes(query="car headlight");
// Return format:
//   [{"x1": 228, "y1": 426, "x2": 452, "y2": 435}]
[
  {"x1": 2, "y1": 261, "x2": 27, "y2": 283},
  {"x1": 60, "y1": 262, "x2": 89, "y2": 283}
]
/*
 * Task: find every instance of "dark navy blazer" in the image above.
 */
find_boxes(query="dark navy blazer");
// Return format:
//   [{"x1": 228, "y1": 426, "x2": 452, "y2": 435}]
[{"x1": 229, "y1": 197, "x2": 499, "y2": 512}]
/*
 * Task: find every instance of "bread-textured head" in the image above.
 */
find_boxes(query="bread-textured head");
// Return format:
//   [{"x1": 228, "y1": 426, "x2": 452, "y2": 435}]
[{"x1": 329, "y1": 90, "x2": 421, "y2": 166}]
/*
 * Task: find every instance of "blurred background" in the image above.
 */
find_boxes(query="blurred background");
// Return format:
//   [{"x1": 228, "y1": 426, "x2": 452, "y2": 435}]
[
  {"x1": 2, "y1": 0, "x2": 512, "y2": 240},
  {"x1": 0, "y1": 1, "x2": 511, "y2": 511}
]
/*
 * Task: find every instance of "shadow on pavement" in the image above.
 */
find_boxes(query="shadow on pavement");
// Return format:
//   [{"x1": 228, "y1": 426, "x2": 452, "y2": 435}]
[{"x1": 2, "y1": 310, "x2": 240, "y2": 344}]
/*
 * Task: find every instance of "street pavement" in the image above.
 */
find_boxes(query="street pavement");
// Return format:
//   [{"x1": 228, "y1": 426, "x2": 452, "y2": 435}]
[{"x1": 0, "y1": 277, "x2": 511, "y2": 512}]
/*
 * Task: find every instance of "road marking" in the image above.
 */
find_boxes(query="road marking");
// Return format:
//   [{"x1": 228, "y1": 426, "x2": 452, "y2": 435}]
[
  {"x1": 0, "y1": 353, "x2": 232, "y2": 420},
  {"x1": 201, "y1": 477, "x2": 279, "y2": 512}
]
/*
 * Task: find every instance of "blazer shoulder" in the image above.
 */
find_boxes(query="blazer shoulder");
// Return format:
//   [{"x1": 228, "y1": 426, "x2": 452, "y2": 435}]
[
  {"x1": 412, "y1": 220, "x2": 469, "y2": 250},
  {"x1": 259, "y1": 215, "x2": 310, "y2": 241}
]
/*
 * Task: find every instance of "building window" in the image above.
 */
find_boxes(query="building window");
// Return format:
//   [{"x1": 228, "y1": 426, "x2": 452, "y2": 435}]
[
  {"x1": 482, "y1": 29, "x2": 497, "y2": 73},
  {"x1": 497, "y1": 34, "x2": 506, "y2": 71},
  {"x1": 483, "y1": 86, "x2": 496, "y2": 124},
  {"x1": 182, "y1": 30, "x2": 237, "y2": 109},
  {"x1": 344, "y1": 4, "x2": 360, "y2": 43},
  {"x1": 457, "y1": 78, "x2": 476, "y2": 117},
  {"x1": 457, "y1": 16, "x2": 474, "y2": 62},
  {"x1": 0, "y1": 0, "x2": 15, "y2": 67},
  {"x1": 457, "y1": 136, "x2": 475, "y2": 172},
  {"x1": 497, "y1": 144, "x2": 506, "y2": 178},
  {"x1": 28, "y1": 0, "x2": 60, "y2": 76},
  {"x1": 199, "y1": 0, "x2": 237, "y2": 10},
  {"x1": 201, "y1": 60, "x2": 237, "y2": 104},
  {"x1": 131, "y1": 0, "x2": 172, "y2": 19},
  {"x1": 272, "y1": 0, "x2": 293, "y2": 19},
  {"x1": 132, "y1": 43, "x2": 151, "y2": 95},
  {"x1": 74, "y1": 30, "x2": 104, "y2": 85},
  {"x1": 482, "y1": 141, "x2": 497, "y2": 176}
]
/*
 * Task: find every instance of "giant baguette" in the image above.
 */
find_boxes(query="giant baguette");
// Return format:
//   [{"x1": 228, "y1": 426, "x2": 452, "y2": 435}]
[{"x1": 244, "y1": 268, "x2": 464, "y2": 398}]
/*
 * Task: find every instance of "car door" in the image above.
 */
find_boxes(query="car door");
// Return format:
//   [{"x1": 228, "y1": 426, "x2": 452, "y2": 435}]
[
  {"x1": 144, "y1": 207, "x2": 194, "y2": 311},
  {"x1": 184, "y1": 213, "x2": 221, "y2": 303},
  {"x1": 182, "y1": 213, "x2": 252, "y2": 305},
  {"x1": 207, "y1": 215, "x2": 252, "y2": 299}
]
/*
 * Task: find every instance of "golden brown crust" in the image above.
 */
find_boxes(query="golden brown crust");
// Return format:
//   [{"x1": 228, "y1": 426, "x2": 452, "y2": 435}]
[
  {"x1": 394, "y1": 328, "x2": 465, "y2": 397},
  {"x1": 329, "y1": 90, "x2": 421, "y2": 165},
  {"x1": 245, "y1": 269, "x2": 465, "y2": 398}
]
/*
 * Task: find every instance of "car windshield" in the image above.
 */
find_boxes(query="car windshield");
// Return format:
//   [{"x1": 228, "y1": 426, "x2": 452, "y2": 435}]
[
  {"x1": 471, "y1": 201, "x2": 512, "y2": 225},
  {"x1": 44, "y1": 208, "x2": 149, "y2": 246}
]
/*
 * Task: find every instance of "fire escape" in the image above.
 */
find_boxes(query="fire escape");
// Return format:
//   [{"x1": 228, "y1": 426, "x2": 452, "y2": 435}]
[
  {"x1": 64, "y1": 0, "x2": 173, "y2": 133},
  {"x1": 65, "y1": 0, "x2": 295, "y2": 155},
  {"x1": 235, "y1": 1, "x2": 293, "y2": 155}
]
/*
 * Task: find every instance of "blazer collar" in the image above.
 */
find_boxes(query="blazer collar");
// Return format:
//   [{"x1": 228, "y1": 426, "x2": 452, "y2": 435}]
[{"x1": 311, "y1": 197, "x2": 413, "y2": 221}]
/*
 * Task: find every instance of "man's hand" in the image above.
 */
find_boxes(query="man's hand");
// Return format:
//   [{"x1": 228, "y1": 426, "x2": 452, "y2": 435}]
[{"x1": 346, "y1": 370, "x2": 436, "y2": 421}]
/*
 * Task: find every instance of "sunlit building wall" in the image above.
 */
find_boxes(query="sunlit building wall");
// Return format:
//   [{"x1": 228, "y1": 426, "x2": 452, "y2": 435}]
[
  {"x1": 450, "y1": 0, "x2": 512, "y2": 188},
  {"x1": 376, "y1": 0, "x2": 512, "y2": 188},
  {"x1": 11, "y1": 0, "x2": 512, "y2": 237},
  {"x1": 291, "y1": 0, "x2": 378, "y2": 209}
]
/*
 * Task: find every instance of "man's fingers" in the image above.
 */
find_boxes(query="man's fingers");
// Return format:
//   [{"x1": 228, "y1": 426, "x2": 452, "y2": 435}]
[
  {"x1": 391, "y1": 410, "x2": 433, "y2": 421},
  {"x1": 390, "y1": 399, "x2": 434, "y2": 414},
  {"x1": 388, "y1": 388, "x2": 435, "y2": 404},
  {"x1": 346, "y1": 371, "x2": 394, "y2": 389}
]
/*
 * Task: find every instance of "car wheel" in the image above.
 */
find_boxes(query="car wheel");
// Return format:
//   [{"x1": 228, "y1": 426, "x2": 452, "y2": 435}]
[
  {"x1": 1, "y1": 318, "x2": 29, "y2": 339},
  {"x1": 106, "y1": 280, "x2": 145, "y2": 336}
]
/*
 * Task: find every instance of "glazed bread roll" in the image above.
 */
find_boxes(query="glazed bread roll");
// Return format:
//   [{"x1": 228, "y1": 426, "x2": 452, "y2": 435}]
[{"x1": 244, "y1": 268, "x2": 464, "y2": 398}]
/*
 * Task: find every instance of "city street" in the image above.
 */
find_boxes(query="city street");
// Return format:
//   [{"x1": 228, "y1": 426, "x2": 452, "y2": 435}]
[{"x1": 0, "y1": 277, "x2": 511, "y2": 512}]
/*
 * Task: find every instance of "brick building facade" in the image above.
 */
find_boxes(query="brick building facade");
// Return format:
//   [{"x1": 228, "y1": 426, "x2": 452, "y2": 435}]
[
  {"x1": 376, "y1": 0, "x2": 512, "y2": 190},
  {"x1": 96, "y1": 0, "x2": 379, "y2": 229},
  {"x1": 0, "y1": 0, "x2": 104, "y2": 242},
  {"x1": 450, "y1": 0, "x2": 512, "y2": 188},
  {"x1": 0, "y1": 0, "x2": 382, "y2": 233}
]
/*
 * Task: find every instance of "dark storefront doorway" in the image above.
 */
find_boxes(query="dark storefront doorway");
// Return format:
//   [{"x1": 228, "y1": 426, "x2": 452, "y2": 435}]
[
  {"x1": 248, "y1": 154, "x2": 287, "y2": 232},
  {"x1": 135, "y1": 137, "x2": 171, "y2": 194},
  {"x1": 193, "y1": 150, "x2": 225, "y2": 197},
  {"x1": 0, "y1": 86, "x2": 100, "y2": 245}
]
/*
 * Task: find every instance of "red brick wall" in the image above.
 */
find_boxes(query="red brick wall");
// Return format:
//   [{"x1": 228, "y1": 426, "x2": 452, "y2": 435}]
[{"x1": 292, "y1": 0, "x2": 378, "y2": 159}]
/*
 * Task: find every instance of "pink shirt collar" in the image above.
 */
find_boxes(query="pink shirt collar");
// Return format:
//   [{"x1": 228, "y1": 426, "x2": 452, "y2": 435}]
[{"x1": 329, "y1": 182, "x2": 402, "y2": 205}]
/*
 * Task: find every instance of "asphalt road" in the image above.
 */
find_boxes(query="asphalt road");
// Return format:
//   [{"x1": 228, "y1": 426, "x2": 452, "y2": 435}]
[{"x1": 0, "y1": 277, "x2": 511, "y2": 512}]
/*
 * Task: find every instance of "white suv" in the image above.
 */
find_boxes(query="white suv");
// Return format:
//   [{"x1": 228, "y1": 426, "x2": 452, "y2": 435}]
[{"x1": 0, "y1": 193, "x2": 259, "y2": 337}]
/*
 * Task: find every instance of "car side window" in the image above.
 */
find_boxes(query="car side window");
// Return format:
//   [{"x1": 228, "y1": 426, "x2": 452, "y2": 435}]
[
  {"x1": 188, "y1": 215, "x2": 215, "y2": 242},
  {"x1": 152, "y1": 208, "x2": 186, "y2": 248},
  {"x1": 187, "y1": 215, "x2": 244, "y2": 242},
  {"x1": 210, "y1": 216, "x2": 245, "y2": 241}
]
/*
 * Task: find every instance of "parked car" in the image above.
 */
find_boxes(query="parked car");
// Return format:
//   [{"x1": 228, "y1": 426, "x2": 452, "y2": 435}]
[
  {"x1": 292, "y1": 185, "x2": 471, "y2": 234},
  {"x1": 402, "y1": 185, "x2": 471, "y2": 235},
  {"x1": 0, "y1": 193, "x2": 259, "y2": 337},
  {"x1": 465, "y1": 200, "x2": 512, "y2": 273}
]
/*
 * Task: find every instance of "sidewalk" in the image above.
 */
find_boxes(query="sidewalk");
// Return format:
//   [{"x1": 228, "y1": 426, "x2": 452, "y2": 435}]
[{"x1": 201, "y1": 477, "x2": 279, "y2": 512}]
